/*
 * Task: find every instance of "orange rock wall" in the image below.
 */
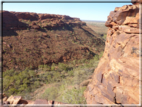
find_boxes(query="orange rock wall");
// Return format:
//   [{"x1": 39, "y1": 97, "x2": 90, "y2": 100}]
[{"x1": 84, "y1": 2, "x2": 140, "y2": 105}]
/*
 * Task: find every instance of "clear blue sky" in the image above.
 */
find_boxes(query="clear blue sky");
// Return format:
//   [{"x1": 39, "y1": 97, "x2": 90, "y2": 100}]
[{"x1": 3, "y1": 1, "x2": 132, "y2": 21}]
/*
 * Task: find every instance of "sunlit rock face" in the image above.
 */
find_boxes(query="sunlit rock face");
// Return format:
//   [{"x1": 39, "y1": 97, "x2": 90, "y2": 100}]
[{"x1": 84, "y1": 1, "x2": 141, "y2": 105}]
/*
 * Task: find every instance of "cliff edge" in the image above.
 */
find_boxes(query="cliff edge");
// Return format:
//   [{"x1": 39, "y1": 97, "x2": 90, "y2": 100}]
[{"x1": 84, "y1": 1, "x2": 141, "y2": 105}]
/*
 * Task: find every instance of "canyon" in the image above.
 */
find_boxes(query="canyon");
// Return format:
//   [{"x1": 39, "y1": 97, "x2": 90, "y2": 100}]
[
  {"x1": 1, "y1": 0, "x2": 142, "y2": 106},
  {"x1": 2, "y1": 10, "x2": 104, "y2": 72}
]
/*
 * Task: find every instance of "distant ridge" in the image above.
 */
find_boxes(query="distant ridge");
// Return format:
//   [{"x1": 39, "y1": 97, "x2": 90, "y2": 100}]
[{"x1": 81, "y1": 20, "x2": 106, "y2": 23}]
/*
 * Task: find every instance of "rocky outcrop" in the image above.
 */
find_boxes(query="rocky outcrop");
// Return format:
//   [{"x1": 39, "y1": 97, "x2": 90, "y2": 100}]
[
  {"x1": 84, "y1": 1, "x2": 141, "y2": 105},
  {"x1": 1, "y1": 93, "x2": 75, "y2": 107}
]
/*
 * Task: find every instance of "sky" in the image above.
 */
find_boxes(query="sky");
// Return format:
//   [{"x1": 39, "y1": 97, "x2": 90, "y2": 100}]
[{"x1": 2, "y1": 1, "x2": 132, "y2": 21}]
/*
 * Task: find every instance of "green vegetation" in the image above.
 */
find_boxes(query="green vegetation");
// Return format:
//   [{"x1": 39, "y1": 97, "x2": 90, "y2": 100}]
[
  {"x1": 3, "y1": 69, "x2": 37, "y2": 96},
  {"x1": 3, "y1": 52, "x2": 103, "y2": 101},
  {"x1": 37, "y1": 55, "x2": 101, "y2": 103},
  {"x1": 40, "y1": 83, "x2": 87, "y2": 104},
  {"x1": 102, "y1": 34, "x2": 107, "y2": 40}
]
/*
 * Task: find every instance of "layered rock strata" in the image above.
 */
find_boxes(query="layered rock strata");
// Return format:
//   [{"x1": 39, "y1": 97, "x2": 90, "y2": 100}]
[
  {"x1": 2, "y1": 11, "x2": 86, "y2": 31},
  {"x1": 84, "y1": 1, "x2": 141, "y2": 105}
]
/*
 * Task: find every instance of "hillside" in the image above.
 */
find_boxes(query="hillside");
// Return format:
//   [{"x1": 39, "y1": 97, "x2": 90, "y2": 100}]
[{"x1": 2, "y1": 11, "x2": 105, "y2": 72}]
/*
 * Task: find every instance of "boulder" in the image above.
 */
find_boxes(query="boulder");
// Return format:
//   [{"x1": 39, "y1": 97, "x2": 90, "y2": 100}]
[{"x1": 6, "y1": 95, "x2": 21, "y2": 104}]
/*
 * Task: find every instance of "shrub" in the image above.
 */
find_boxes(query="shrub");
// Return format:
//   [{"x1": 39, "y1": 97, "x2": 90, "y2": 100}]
[
  {"x1": 3, "y1": 67, "x2": 40, "y2": 96},
  {"x1": 19, "y1": 85, "x2": 25, "y2": 92},
  {"x1": 72, "y1": 60, "x2": 76, "y2": 65},
  {"x1": 58, "y1": 63, "x2": 69, "y2": 71},
  {"x1": 68, "y1": 70, "x2": 74, "y2": 77},
  {"x1": 99, "y1": 51, "x2": 104, "y2": 59},
  {"x1": 40, "y1": 87, "x2": 59, "y2": 100},
  {"x1": 43, "y1": 65, "x2": 50, "y2": 71},
  {"x1": 34, "y1": 81, "x2": 40, "y2": 87},
  {"x1": 23, "y1": 78, "x2": 30, "y2": 84},
  {"x1": 3, "y1": 76, "x2": 10, "y2": 89},
  {"x1": 15, "y1": 79, "x2": 21, "y2": 85},
  {"x1": 61, "y1": 87, "x2": 87, "y2": 104},
  {"x1": 103, "y1": 34, "x2": 107, "y2": 40},
  {"x1": 47, "y1": 75, "x2": 52, "y2": 83},
  {"x1": 28, "y1": 70, "x2": 36, "y2": 77},
  {"x1": 8, "y1": 88, "x2": 18, "y2": 95},
  {"x1": 93, "y1": 55, "x2": 99, "y2": 61},
  {"x1": 38, "y1": 65, "x2": 44, "y2": 70},
  {"x1": 51, "y1": 64, "x2": 55, "y2": 71},
  {"x1": 4, "y1": 69, "x2": 14, "y2": 76}
]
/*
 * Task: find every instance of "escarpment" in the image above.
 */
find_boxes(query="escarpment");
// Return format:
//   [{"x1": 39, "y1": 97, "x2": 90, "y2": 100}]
[
  {"x1": 2, "y1": 11, "x2": 86, "y2": 31},
  {"x1": 2, "y1": 11, "x2": 105, "y2": 72},
  {"x1": 84, "y1": 1, "x2": 141, "y2": 105}
]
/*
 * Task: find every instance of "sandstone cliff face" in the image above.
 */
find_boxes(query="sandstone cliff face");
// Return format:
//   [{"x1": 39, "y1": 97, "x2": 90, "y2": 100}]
[
  {"x1": 2, "y1": 11, "x2": 85, "y2": 31},
  {"x1": 84, "y1": 2, "x2": 140, "y2": 105}
]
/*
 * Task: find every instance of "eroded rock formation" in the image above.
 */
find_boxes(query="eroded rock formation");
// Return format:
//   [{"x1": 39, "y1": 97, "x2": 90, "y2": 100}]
[{"x1": 84, "y1": 1, "x2": 141, "y2": 105}]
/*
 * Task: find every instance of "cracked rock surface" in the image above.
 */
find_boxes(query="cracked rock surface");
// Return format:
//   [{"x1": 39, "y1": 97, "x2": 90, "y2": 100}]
[{"x1": 84, "y1": 1, "x2": 140, "y2": 105}]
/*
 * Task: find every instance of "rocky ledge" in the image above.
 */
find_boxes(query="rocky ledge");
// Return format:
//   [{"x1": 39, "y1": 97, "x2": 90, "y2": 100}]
[{"x1": 1, "y1": 93, "x2": 80, "y2": 107}]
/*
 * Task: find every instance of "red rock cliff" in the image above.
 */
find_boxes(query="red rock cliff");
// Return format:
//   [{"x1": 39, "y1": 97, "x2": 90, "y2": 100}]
[{"x1": 84, "y1": 1, "x2": 141, "y2": 105}]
